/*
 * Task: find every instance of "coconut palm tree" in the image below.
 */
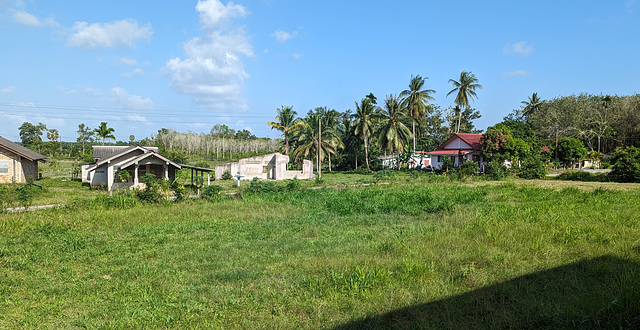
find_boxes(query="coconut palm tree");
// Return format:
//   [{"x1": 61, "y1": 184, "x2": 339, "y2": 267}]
[
  {"x1": 94, "y1": 122, "x2": 115, "y2": 146},
  {"x1": 447, "y1": 71, "x2": 482, "y2": 133},
  {"x1": 353, "y1": 97, "x2": 376, "y2": 168},
  {"x1": 267, "y1": 106, "x2": 304, "y2": 155},
  {"x1": 292, "y1": 109, "x2": 344, "y2": 174},
  {"x1": 521, "y1": 92, "x2": 544, "y2": 122},
  {"x1": 377, "y1": 95, "x2": 412, "y2": 169},
  {"x1": 400, "y1": 75, "x2": 435, "y2": 152}
]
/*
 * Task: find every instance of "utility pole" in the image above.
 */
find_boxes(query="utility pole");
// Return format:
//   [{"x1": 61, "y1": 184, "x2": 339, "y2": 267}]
[{"x1": 318, "y1": 115, "x2": 322, "y2": 179}]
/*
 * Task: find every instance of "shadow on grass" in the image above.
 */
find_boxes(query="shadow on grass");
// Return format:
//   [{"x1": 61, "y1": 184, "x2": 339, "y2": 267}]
[{"x1": 335, "y1": 255, "x2": 640, "y2": 329}]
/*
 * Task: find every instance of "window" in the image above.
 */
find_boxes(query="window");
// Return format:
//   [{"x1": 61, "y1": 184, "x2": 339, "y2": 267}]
[
  {"x1": 437, "y1": 156, "x2": 442, "y2": 162},
  {"x1": 0, "y1": 160, "x2": 8, "y2": 174}
]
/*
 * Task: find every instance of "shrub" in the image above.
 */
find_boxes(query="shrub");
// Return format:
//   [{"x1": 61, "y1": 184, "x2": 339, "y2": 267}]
[
  {"x1": 171, "y1": 180, "x2": 187, "y2": 202},
  {"x1": 135, "y1": 173, "x2": 161, "y2": 203},
  {"x1": 373, "y1": 169, "x2": 395, "y2": 182},
  {"x1": 116, "y1": 170, "x2": 131, "y2": 182},
  {"x1": 202, "y1": 185, "x2": 224, "y2": 200},
  {"x1": 285, "y1": 178, "x2": 301, "y2": 191},
  {"x1": 484, "y1": 160, "x2": 509, "y2": 180},
  {"x1": 610, "y1": 146, "x2": 640, "y2": 183},
  {"x1": 245, "y1": 177, "x2": 281, "y2": 193},
  {"x1": 556, "y1": 171, "x2": 609, "y2": 182},
  {"x1": 352, "y1": 166, "x2": 372, "y2": 174},
  {"x1": 518, "y1": 157, "x2": 547, "y2": 179},
  {"x1": 17, "y1": 180, "x2": 41, "y2": 208},
  {"x1": 221, "y1": 170, "x2": 233, "y2": 180},
  {"x1": 458, "y1": 161, "x2": 480, "y2": 180},
  {"x1": 135, "y1": 188, "x2": 161, "y2": 203}
]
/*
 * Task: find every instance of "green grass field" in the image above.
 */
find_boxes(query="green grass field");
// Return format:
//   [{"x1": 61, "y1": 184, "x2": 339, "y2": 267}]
[{"x1": 1, "y1": 175, "x2": 640, "y2": 328}]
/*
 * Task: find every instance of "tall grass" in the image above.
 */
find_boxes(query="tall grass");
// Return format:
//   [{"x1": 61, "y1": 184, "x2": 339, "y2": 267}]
[{"x1": 0, "y1": 181, "x2": 639, "y2": 328}]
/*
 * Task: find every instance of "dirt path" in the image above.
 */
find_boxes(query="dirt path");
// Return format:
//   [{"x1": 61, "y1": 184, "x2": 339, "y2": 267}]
[{"x1": 6, "y1": 204, "x2": 65, "y2": 213}]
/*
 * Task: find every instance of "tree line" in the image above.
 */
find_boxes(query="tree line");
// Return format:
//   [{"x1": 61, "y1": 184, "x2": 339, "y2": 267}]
[{"x1": 269, "y1": 72, "x2": 484, "y2": 171}]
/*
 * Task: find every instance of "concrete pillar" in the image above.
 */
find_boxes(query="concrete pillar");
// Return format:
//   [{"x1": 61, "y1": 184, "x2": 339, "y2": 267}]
[{"x1": 134, "y1": 164, "x2": 139, "y2": 185}]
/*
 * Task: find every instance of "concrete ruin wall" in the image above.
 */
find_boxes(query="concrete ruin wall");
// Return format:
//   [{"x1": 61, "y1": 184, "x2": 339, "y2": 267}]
[{"x1": 214, "y1": 153, "x2": 314, "y2": 181}]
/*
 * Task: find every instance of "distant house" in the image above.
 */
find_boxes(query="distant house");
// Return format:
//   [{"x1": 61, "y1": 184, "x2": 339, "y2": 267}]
[
  {"x1": 376, "y1": 152, "x2": 431, "y2": 169},
  {"x1": 0, "y1": 135, "x2": 48, "y2": 183},
  {"x1": 215, "y1": 153, "x2": 314, "y2": 181},
  {"x1": 81, "y1": 146, "x2": 183, "y2": 191},
  {"x1": 425, "y1": 133, "x2": 484, "y2": 169}
]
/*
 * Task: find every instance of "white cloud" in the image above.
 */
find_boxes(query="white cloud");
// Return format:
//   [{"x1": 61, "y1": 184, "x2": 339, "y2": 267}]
[
  {"x1": 502, "y1": 70, "x2": 531, "y2": 77},
  {"x1": 13, "y1": 10, "x2": 39, "y2": 26},
  {"x1": 121, "y1": 68, "x2": 144, "y2": 78},
  {"x1": 125, "y1": 114, "x2": 148, "y2": 123},
  {"x1": 110, "y1": 87, "x2": 153, "y2": 109},
  {"x1": 120, "y1": 57, "x2": 138, "y2": 65},
  {"x1": 165, "y1": 0, "x2": 253, "y2": 110},
  {"x1": 67, "y1": 19, "x2": 153, "y2": 49},
  {"x1": 503, "y1": 41, "x2": 534, "y2": 56},
  {"x1": 1, "y1": 86, "x2": 16, "y2": 94},
  {"x1": 12, "y1": 10, "x2": 57, "y2": 27},
  {"x1": 272, "y1": 29, "x2": 298, "y2": 43},
  {"x1": 196, "y1": 0, "x2": 247, "y2": 28},
  {"x1": 292, "y1": 52, "x2": 303, "y2": 60}
]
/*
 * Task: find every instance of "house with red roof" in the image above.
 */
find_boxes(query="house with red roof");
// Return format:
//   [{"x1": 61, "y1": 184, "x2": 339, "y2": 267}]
[{"x1": 424, "y1": 133, "x2": 484, "y2": 169}]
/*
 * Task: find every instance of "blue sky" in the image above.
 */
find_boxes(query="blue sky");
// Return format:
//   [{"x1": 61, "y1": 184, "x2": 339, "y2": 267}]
[{"x1": 1, "y1": 0, "x2": 639, "y2": 142}]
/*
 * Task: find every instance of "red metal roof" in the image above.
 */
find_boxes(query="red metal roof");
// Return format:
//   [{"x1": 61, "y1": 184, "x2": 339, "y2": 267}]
[
  {"x1": 425, "y1": 149, "x2": 474, "y2": 155},
  {"x1": 434, "y1": 133, "x2": 483, "y2": 151}
]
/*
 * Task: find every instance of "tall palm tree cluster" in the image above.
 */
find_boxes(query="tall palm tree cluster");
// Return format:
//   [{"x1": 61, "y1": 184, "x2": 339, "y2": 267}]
[{"x1": 268, "y1": 71, "x2": 483, "y2": 171}]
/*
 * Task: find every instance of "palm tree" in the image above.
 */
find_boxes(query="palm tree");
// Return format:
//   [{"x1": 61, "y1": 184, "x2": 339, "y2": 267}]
[
  {"x1": 447, "y1": 71, "x2": 482, "y2": 133},
  {"x1": 319, "y1": 107, "x2": 343, "y2": 172},
  {"x1": 94, "y1": 122, "x2": 115, "y2": 146},
  {"x1": 267, "y1": 106, "x2": 304, "y2": 155},
  {"x1": 292, "y1": 110, "x2": 343, "y2": 174},
  {"x1": 521, "y1": 92, "x2": 543, "y2": 122},
  {"x1": 400, "y1": 75, "x2": 435, "y2": 152},
  {"x1": 353, "y1": 97, "x2": 376, "y2": 168},
  {"x1": 377, "y1": 95, "x2": 412, "y2": 169}
]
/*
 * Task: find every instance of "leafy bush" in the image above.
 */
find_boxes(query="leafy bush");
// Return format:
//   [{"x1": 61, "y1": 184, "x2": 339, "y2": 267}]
[
  {"x1": 135, "y1": 188, "x2": 161, "y2": 203},
  {"x1": 352, "y1": 166, "x2": 372, "y2": 174},
  {"x1": 135, "y1": 173, "x2": 161, "y2": 203},
  {"x1": 556, "y1": 171, "x2": 609, "y2": 182},
  {"x1": 194, "y1": 161, "x2": 210, "y2": 168},
  {"x1": 202, "y1": 185, "x2": 224, "y2": 200},
  {"x1": 171, "y1": 180, "x2": 187, "y2": 202},
  {"x1": 458, "y1": 161, "x2": 479, "y2": 180},
  {"x1": 17, "y1": 180, "x2": 42, "y2": 208},
  {"x1": 285, "y1": 178, "x2": 302, "y2": 191},
  {"x1": 245, "y1": 177, "x2": 281, "y2": 193},
  {"x1": 484, "y1": 160, "x2": 509, "y2": 180},
  {"x1": 610, "y1": 146, "x2": 640, "y2": 183},
  {"x1": 221, "y1": 170, "x2": 233, "y2": 180},
  {"x1": 373, "y1": 169, "x2": 395, "y2": 182},
  {"x1": 441, "y1": 156, "x2": 454, "y2": 172},
  {"x1": 518, "y1": 157, "x2": 547, "y2": 179},
  {"x1": 116, "y1": 170, "x2": 131, "y2": 182}
]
